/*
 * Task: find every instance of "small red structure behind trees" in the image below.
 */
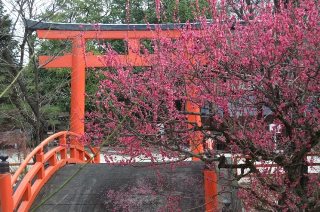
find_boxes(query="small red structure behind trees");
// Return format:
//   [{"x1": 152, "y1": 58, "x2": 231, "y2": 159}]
[{"x1": 86, "y1": 1, "x2": 320, "y2": 210}]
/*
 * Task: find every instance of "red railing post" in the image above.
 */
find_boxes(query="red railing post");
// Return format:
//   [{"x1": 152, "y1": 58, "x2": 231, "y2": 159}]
[
  {"x1": 69, "y1": 135, "x2": 78, "y2": 161},
  {"x1": 36, "y1": 150, "x2": 45, "y2": 179},
  {"x1": 204, "y1": 169, "x2": 218, "y2": 212},
  {"x1": 49, "y1": 154, "x2": 57, "y2": 166},
  {"x1": 70, "y1": 144, "x2": 78, "y2": 161},
  {"x1": 93, "y1": 147, "x2": 100, "y2": 163},
  {"x1": 0, "y1": 156, "x2": 14, "y2": 212},
  {"x1": 78, "y1": 147, "x2": 85, "y2": 162},
  {"x1": 23, "y1": 183, "x2": 32, "y2": 202},
  {"x1": 59, "y1": 134, "x2": 67, "y2": 160}
]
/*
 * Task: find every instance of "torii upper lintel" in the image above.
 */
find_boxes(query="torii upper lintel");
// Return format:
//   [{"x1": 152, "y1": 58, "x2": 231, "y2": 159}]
[{"x1": 26, "y1": 19, "x2": 201, "y2": 31}]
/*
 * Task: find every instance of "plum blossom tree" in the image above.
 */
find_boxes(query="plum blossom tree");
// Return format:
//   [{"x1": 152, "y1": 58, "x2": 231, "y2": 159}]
[{"x1": 86, "y1": 0, "x2": 319, "y2": 210}]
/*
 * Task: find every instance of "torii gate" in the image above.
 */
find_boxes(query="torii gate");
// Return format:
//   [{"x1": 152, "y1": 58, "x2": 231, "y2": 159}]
[{"x1": 28, "y1": 20, "x2": 204, "y2": 157}]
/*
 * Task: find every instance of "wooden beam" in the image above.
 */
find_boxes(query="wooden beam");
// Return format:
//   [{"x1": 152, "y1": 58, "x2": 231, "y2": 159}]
[
  {"x1": 37, "y1": 30, "x2": 181, "y2": 40},
  {"x1": 39, "y1": 54, "x2": 153, "y2": 68},
  {"x1": 27, "y1": 19, "x2": 203, "y2": 31},
  {"x1": 39, "y1": 55, "x2": 72, "y2": 68}
]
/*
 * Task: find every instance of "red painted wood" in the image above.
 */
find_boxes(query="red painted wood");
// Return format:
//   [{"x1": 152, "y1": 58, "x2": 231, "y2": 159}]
[
  {"x1": 37, "y1": 30, "x2": 181, "y2": 39},
  {"x1": 204, "y1": 169, "x2": 218, "y2": 212}
]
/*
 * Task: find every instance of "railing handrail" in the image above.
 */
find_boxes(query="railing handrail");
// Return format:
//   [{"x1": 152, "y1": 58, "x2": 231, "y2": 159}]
[{"x1": 11, "y1": 131, "x2": 80, "y2": 185}]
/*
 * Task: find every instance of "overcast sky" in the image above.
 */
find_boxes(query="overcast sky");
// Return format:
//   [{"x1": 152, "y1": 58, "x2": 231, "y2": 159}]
[
  {"x1": 2, "y1": 0, "x2": 58, "y2": 53},
  {"x1": 3, "y1": 0, "x2": 53, "y2": 34}
]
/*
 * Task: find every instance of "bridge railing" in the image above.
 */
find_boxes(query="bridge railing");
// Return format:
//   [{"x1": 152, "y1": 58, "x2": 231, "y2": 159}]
[{"x1": 0, "y1": 131, "x2": 100, "y2": 212}]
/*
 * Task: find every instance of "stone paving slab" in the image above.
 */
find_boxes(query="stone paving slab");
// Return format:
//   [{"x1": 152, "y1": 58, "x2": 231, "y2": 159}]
[{"x1": 31, "y1": 162, "x2": 206, "y2": 212}]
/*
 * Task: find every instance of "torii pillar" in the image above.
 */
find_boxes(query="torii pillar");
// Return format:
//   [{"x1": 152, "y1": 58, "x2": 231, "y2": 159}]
[{"x1": 70, "y1": 36, "x2": 86, "y2": 135}]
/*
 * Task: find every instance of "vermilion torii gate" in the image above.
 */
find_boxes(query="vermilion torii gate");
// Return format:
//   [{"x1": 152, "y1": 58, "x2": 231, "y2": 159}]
[
  {"x1": 0, "y1": 20, "x2": 218, "y2": 212},
  {"x1": 29, "y1": 20, "x2": 204, "y2": 156}
]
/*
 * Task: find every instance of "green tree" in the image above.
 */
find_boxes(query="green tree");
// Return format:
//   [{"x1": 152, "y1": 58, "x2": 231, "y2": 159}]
[
  {"x1": 0, "y1": 0, "x2": 21, "y2": 131},
  {"x1": 107, "y1": 0, "x2": 211, "y2": 24},
  {"x1": 0, "y1": 0, "x2": 55, "y2": 145}
]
